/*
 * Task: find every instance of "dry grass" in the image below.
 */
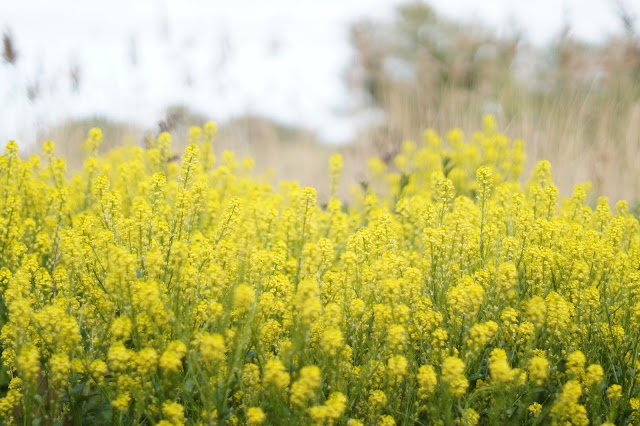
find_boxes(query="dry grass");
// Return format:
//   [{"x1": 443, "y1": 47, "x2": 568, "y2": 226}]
[
  {"x1": 32, "y1": 111, "x2": 363, "y2": 204},
  {"x1": 30, "y1": 117, "x2": 142, "y2": 170},
  {"x1": 31, "y1": 89, "x2": 640, "y2": 210},
  {"x1": 353, "y1": 84, "x2": 640, "y2": 204}
]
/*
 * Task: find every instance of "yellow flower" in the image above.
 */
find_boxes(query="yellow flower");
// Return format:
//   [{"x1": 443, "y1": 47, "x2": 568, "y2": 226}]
[
  {"x1": 524, "y1": 297, "x2": 546, "y2": 328},
  {"x1": 387, "y1": 324, "x2": 406, "y2": 350},
  {"x1": 441, "y1": 356, "x2": 468, "y2": 397},
  {"x1": 368, "y1": 390, "x2": 387, "y2": 408},
  {"x1": 528, "y1": 356, "x2": 549, "y2": 386},
  {"x1": 387, "y1": 355, "x2": 408, "y2": 383},
  {"x1": 198, "y1": 333, "x2": 226, "y2": 363},
  {"x1": 476, "y1": 165, "x2": 493, "y2": 189},
  {"x1": 562, "y1": 381, "x2": 584, "y2": 403},
  {"x1": 49, "y1": 353, "x2": 71, "y2": 386},
  {"x1": 5, "y1": 116, "x2": 640, "y2": 424},
  {"x1": 110, "y1": 316, "x2": 132, "y2": 341},
  {"x1": 204, "y1": 121, "x2": 217, "y2": 141},
  {"x1": 566, "y1": 350, "x2": 586, "y2": 378},
  {"x1": 550, "y1": 380, "x2": 588, "y2": 426},
  {"x1": 378, "y1": 414, "x2": 396, "y2": 426},
  {"x1": 112, "y1": 393, "x2": 131, "y2": 412},
  {"x1": 584, "y1": 363, "x2": 604, "y2": 387},
  {"x1": 243, "y1": 363, "x2": 261, "y2": 388},
  {"x1": 83, "y1": 127, "x2": 103, "y2": 154},
  {"x1": 162, "y1": 401, "x2": 186, "y2": 426},
  {"x1": 90, "y1": 360, "x2": 107, "y2": 384},
  {"x1": 482, "y1": 114, "x2": 497, "y2": 134},
  {"x1": 290, "y1": 366, "x2": 322, "y2": 407},
  {"x1": 159, "y1": 341, "x2": 187, "y2": 373},
  {"x1": 459, "y1": 408, "x2": 479, "y2": 426},
  {"x1": 108, "y1": 343, "x2": 133, "y2": 372},
  {"x1": 466, "y1": 321, "x2": 497, "y2": 352},
  {"x1": 263, "y1": 359, "x2": 290, "y2": 390},
  {"x1": 246, "y1": 407, "x2": 266, "y2": 425},
  {"x1": 137, "y1": 348, "x2": 159, "y2": 375},
  {"x1": 308, "y1": 392, "x2": 347, "y2": 422},
  {"x1": 606, "y1": 384, "x2": 622, "y2": 400},
  {"x1": 321, "y1": 327, "x2": 344, "y2": 356},
  {"x1": 367, "y1": 157, "x2": 387, "y2": 177},
  {"x1": 417, "y1": 364, "x2": 438, "y2": 399},
  {"x1": 528, "y1": 402, "x2": 542, "y2": 417},
  {"x1": 488, "y1": 348, "x2": 513, "y2": 384},
  {"x1": 234, "y1": 284, "x2": 255, "y2": 313},
  {"x1": 17, "y1": 345, "x2": 40, "y2": 383},
  {"x1": 325, "y1": 392, "x2": 347, "y2": 419},
  {"x1": 447, "y1": 278, "x2": 484, "y2": 319},
  {"x1": 329, "y1": 154, "x2": 344, "y2": 179}
]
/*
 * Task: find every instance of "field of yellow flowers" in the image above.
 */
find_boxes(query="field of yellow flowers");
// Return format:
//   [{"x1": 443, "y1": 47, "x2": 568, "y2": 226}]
[{"x1": 1, "y1": 116, "x2": 639, "y2": 425}]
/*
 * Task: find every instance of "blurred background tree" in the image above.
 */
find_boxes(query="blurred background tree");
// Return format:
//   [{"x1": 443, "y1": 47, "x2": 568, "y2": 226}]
[{"x1": 347, "y1": 1, "x2": 640, "y2": 203}]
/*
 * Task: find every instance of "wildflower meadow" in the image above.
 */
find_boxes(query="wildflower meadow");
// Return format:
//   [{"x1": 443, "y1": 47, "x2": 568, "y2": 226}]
[{"x1": 1, "y1": 116, "x2": 639, "y2": 425}]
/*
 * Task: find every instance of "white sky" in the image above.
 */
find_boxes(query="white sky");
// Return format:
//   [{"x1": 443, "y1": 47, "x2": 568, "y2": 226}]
[
  {"x1": 1, "y1": 0, "x2": 638, "y2": 146},
  {"x1": 435, "y1": 0, "x2": 636, "y2": 45}
]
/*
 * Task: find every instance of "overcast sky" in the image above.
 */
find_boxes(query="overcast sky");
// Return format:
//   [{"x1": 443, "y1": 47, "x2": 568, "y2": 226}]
[{"x1": 1, "y1": 0, "x2": 639, "y2": 145}]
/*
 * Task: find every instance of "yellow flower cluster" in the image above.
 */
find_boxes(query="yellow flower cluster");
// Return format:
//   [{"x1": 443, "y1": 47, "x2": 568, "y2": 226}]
[
  {"x1": 290, "y1": 366, "x2": 321, "y2": 407},
  {"x1": 0, "y1": 116, "x2": 638, "y2": 425}
]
